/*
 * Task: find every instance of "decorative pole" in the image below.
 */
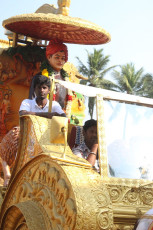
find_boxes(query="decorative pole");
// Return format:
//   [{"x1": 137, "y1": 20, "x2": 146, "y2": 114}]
[{"x1": 48, "y1": 75, "x2": 55, "y2": 113}]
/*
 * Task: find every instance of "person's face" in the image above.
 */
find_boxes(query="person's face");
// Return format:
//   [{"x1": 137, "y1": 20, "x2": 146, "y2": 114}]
[
  {"x1": 34, "y1": 84, "x2": 50, "y2": 100},
  {"x1": 47, "y1": 51, "x2": 66, "y2": 72},
  {"x1": 84, "y1": 125, "x2": 98, "y2": 146}
]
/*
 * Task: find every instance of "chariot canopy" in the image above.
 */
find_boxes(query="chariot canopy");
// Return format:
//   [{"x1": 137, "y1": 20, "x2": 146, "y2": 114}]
[{"x1": 2, "y1": 2, "x2": 111, "y2": 45}]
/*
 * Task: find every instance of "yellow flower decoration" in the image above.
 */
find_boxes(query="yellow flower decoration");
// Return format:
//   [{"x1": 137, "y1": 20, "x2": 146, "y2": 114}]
[{"x1": 42, "y1": 69, "x2": 49, "y2": 77}]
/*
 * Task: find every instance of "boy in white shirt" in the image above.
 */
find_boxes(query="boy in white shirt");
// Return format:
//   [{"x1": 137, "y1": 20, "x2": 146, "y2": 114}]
[
  {"x1": 1, "y1": 75, "x2": 65, "y2": 186},
  {"x1": 19, "y1": 74, "x2": 66, "y2": 118}
]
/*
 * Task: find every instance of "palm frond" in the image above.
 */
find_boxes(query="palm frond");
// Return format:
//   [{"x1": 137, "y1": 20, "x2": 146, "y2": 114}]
[{"x1": 76, "y1": 48, "x2": 117, "y2": 116}]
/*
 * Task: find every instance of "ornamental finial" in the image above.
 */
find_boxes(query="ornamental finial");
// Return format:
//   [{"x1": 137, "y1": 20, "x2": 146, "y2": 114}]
[{"x1": 57, "y1": 0, "x2": 71, "y2": 16}]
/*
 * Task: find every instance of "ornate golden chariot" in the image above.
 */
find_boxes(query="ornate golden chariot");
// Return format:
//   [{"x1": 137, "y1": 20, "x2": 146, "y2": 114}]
[{"x1": 0, "y1": 1, "x2": 153, "y2": 229}]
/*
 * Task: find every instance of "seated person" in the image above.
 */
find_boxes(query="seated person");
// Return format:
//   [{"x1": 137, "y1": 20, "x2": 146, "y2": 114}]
[
  {"x1": 72, "y1": 119, "x2": 99, "y2": 171},
  {"x1": 19, "y1": 74, "x2": 66, "y2": 118},
  {"x1": 1, "y1": 75, "x2": 65, "y2": 186}
]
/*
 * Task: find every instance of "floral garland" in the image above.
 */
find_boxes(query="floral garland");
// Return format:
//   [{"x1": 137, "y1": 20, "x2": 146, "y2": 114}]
[
  {"x1": 65, "y1": 81, "x2": 73, "y2": 120},
  {"x1": 40, "y1": 60, "x2": 69, "y2": 79},
  {"x1": 41, "y1": 60, "x2": 73, "y2": 121}
]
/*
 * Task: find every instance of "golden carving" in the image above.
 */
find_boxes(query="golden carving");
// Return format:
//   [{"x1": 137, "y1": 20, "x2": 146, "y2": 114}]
[
  {"x1": 1, "y1": 159, "x2": 76, "y2": 229},
  {"x1": 107, "y1": 185, "x2": 153, "y2": 206},
  {"x1": 113, "y1": 225, "x2": 134, "y2": 230},
  {"x1": 11, "y1": 115, "x2": 91, "y2": 181},
  {"x1": 62, "y1": 165, "x2": 113, "y2": 229},
  {"x1": 0, "y1": 155, "x2": 113, "y2": 229},
  {"x1": 1, "y1": 201, "x2": 48, "y2": 230},
  {"x1": 108, "y1": 186, "x2": 123, "y2": 203},
  {"x1": 0, "y1": 112, "x2": 153, "y2": 229},
  {"x1": 0, "y1": 112, "x2": 113, "y2": 228}
]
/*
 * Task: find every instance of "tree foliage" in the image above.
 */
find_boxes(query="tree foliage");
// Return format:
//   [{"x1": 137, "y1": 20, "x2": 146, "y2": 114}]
[
  {"x1": 77, "y1": 50, "x2": 153, "y2": 119},
  {"x1": 76, "y1": 49, "x2": 116, "y2": 118},
  {"x1": 111, "y1": 63, "x2": 145, "y2": 95},
  {"x1": 111, "y1": 63, "x2": 153, "y2": 99},
  {"x1": 139, "y1": 73, "x2": 153, "y2": 98}
]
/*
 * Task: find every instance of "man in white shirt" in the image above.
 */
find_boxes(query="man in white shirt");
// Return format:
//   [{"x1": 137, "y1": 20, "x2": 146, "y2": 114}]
[
  {"x1": 2, "y1": 75, "x2": 65, "y2": 187},
  {"x1": 19, "y1": 74, "x2": 66, "y2": 118}
]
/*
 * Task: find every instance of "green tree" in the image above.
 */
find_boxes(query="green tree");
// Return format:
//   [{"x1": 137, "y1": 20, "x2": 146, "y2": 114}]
[
  {"x1": 111, "y1": 63, "x2": 153, "y2": 139},
  {"x1": 111, "y1": 63, "x2": 145, "y2": 95},
  {"x1": 139, "y1": 73, "x2": 153, "y2": 98},
  {"x1": 76, "y1": 48, "x2": 116, "y2": 118}
]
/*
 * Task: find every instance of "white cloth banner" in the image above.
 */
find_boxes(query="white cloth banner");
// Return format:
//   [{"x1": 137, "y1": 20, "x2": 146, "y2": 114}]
[
  {"x1": 55, "y1": 79, "x2": 153, "y2": 106},
  {"x1": 55, "y1": 79, "x2": 103, "y2": 97}
]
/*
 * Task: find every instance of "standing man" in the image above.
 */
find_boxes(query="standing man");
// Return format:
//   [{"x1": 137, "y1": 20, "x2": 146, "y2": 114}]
[{"x1": 29, "y1": 39, "x2": 69, "y2": 109}]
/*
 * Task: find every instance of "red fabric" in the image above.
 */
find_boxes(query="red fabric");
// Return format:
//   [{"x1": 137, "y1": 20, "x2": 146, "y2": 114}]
[
  {"x1": 68, "y1": 126, "x2": 77, "y2": 150},
  {"x1": 66, "y1": 95, "x2": 72, "y2": 101},
  {"x1": 53, "y1": 94, "x2": 56, "y2": 101},
  {"x1": 46, "y1": 39, "x2": 68, "y2": 62}
]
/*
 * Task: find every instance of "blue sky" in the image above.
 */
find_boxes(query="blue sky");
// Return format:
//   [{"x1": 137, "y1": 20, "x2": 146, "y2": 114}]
[{"x1": 0, "y1": 0, "x2": 153, "y2": 76}]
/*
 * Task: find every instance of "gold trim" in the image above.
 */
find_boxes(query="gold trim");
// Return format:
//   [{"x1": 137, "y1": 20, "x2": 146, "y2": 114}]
[
  {"x1": 48, "y1": 75, "x2": 55, "y2": 113},
  {"x1": 96, "y1": 94, "x2": 108, "y2": 176}
]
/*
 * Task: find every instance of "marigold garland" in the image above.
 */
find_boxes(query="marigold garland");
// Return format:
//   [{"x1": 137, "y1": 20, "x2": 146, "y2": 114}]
[
  {"x1": 41, "y1": 61, "x2": 73, "y2": 120},
  {"x1": 41, "y1": 60, "x2": 69, "y2": 79}
]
